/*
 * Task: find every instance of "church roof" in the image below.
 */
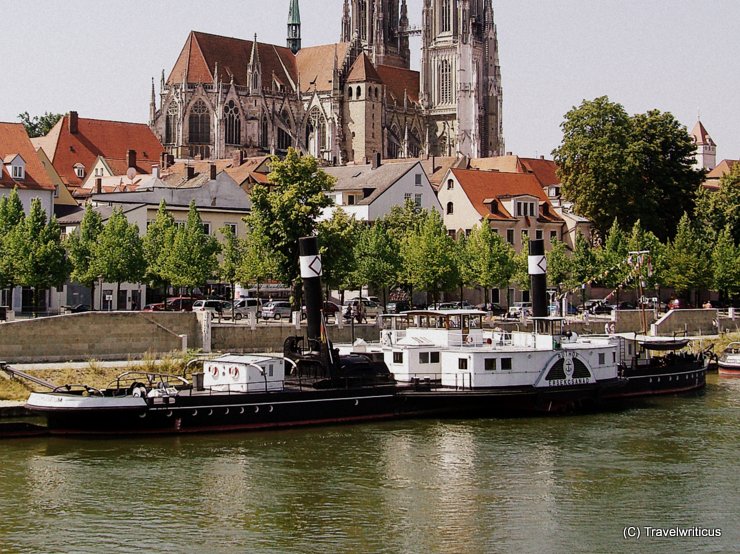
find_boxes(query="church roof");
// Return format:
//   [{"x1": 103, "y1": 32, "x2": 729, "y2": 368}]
[
  {"x1": 471, "y1": 155, "x2": 561, "y2": 187},
  {"x1": 34, "y1": 114, "x2": 164, "y2": 188},
  {"x1": 295, "y1": 43, "x2": 351, "y2": 92},
  {"x1": 346, "y1": 53, "x2": 382, "y2": 84},
  {"x1": 0, "y1": 122, "x2": 57, "y2": 191},
  {"x1": 375, "y1": 64, "x2": 420, "y2": 104},
  {"x1": 450, "y1": 168, "x2": 563, "y2": 223},
  {"x1": 690, "y1": 120, "x2": 715, "y2": 146},
  {"x1": 167, "y1": 31, "x2": 298, "y2": 89}
]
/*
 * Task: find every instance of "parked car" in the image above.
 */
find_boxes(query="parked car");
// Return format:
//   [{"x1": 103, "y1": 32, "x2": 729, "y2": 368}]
[
  {"x1": 614, "y1": 302, "x2": 636, "y2": 310},
  {"x1": 66, "y1": 304, "x2": 90, "y2": 313},
  {"x1": 386, "y1": 300, "x2": 411, "y2": 314},
  {"x1": 193, "y1": 299, "x2": 231, "y2": 317},
  {"x1": 231, "y1": 297, "x2": 262, "y2": 320},
  {"x1": 301, "y1": 301, "x2": 342, "y2": 320},
  {"x1": 579, "y1": 299, "x2": 613, "y2": 315},
  {"x1": 507, "y1": 302, "x2": 532, "y2": 318},
  {"x1": 438, "y1": 301, "x2": 473, "y2": 310},
  {"x1": 668, "y1": 298, "x2": 693, "y2": 310},
  {"x1": 476, "y1": 303, "x2": 507, "y2": 316},
  {"x1": 343, "y1": 298, "x2": 382, "y2": 319},
  {"x1": 261, "y1": 301, "x2": 293, "y2": 320},
  {"x1": 166, "y1": 296, "x2": 199, "y2": 312},
  {"x1": 141, "y1": 303, "x2": 165, "y2": 312}
]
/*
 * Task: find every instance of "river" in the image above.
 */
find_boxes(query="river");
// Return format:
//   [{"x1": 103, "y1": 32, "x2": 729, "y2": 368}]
[{"x1": 0, "y1": 375, "x2": 737, "y2": 553}]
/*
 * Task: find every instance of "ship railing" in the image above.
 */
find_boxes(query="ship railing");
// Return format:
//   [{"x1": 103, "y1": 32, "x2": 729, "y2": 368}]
[{"x1": 453, "y1": 372, "x2": 472, "y2": 390}]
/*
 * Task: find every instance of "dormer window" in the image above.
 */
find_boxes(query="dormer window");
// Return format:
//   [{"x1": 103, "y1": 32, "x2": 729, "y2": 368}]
[
  {"x1": 74, "y1": 163, "x2": 85, "y2": 179},
  {"x1": 515, "y1": 200, "x2": 537, "y2": 218},
  {"x1": 5, "y1": 154, "x2": 26, "y2": 180},
  {"x1": 12, "y1": 165, "x2": 24, "y2": 179}
]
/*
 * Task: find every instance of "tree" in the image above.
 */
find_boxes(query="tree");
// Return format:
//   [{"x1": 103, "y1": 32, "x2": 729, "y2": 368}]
[
  {"x1": 18, "y1": 111, "x2": 62, "y2": 138},
  {"x1": 353, "y1": 222, "x2": 402, "y2": 307},
  {"x1": 546, "y1": 239, "x2": 574, "y2": 293},
  {"x1": 511, "y1": 236, "x2": 530, "y2": 297},
  {"x1": 247, "y1": 148, "x2": 334, "y2": 307},
  {"x1": 466, "y1": 223, "x2": 516, "y2": 306},
  {"x1": 143, "y1": 200, "x2": 176, "y2": 303},
  {"x1": 695, "y1": 163, "x2": 740, "y2": 244},
  {"x1": 92, "y1": 208, "x2": 146, "y2": 307},
  {"x1": 662, "y1": 213, "x2": 712, "y2": 301},
  {"x1": 595, "y1": 219, "x2": 629, "y2": 294},
  {"x1": 572, "y1": 232, "x2": 597, "y2": 304},
  {"x1": 553, "y1": 96, "x2": 703, "y2": 240},
  {"x1": 400, "y1": 210, "x2": 458, "y2": 306},
  {"x1": 712, "y1": 227, "x2": 740, "y2": 303},
  {"x1": 625, "y1": 220, "x2": 666, "y2": 291},
  {"x1": 219, "y1": 225, "x2": 245, "y2": 319},
  {"x1": 238, "y1": 224, "x2": 277, "y2": 306},
  {"x1": 13, "y1": 199, "x2": 69, "y2": 314},
  {"x1": 318, "y1": 209, "x2": 362, "y2": 300},
  {"x1": 164, "y1": 201, "x2": 220, "y2": 294},
  {"x1": 0, "y1": 189, "x2": 26, "y2": 291},
  {"x1": 65, "y1": 204, "x2": 104, "y2": 309}
]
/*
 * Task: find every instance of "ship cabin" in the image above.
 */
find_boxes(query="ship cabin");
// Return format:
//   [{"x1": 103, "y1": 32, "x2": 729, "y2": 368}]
[
  {"x1": 380, "y1": 310, "x2": 620, "y2": 390},
  {"x1": 202, "y1": 355, "x2": 286, "y2": 393}
]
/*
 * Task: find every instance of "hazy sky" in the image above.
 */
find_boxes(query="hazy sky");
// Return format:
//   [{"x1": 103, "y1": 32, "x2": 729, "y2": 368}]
[{"x1": 1, "y1": 1, "x2": 737, "y2": 160}]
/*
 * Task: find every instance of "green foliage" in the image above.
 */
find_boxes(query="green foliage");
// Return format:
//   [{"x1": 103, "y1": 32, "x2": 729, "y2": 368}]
[
  {"x1": 546, "y1": 239, "x2": 575, "y2": 291},
  {"x1": 712, "y1": 227, "x2": 740, "y2": 301},
  {"x1": 143, "y1": 200, "x2": 176, "y2": 287},
  {"x1": 662, "y1": 213, "x2": 712, "y2": 295},
  {"x1": 511, "y1": 237, "x2": 530, "y2": 292},
  {"x1": 164, "y1": 201, "x2": 220, "y2": 291},
  {"x1": 695, "y1": 163, "x2": 740, "y2": 244},
  {"x1": 92, "y1": 208, "x2": 145, "y2": 287},
  {"x1": 238, "y1": 224, "x2": 276, "y2": 287},
  {"x1": 66, "y1": 204, "x2": 104, "y2": 287},
  {"x1": 572, "y1": 232, "x2": 597, "y2": 285},
  {"x1": 596, "y1": 219, "x2": 629, "y2": 289},
  {"x1": 554, "y1": 96, "x2": 703, "y2": 240},
  {"x1": 466, "y1": 223, "x2": 516, "y2": 292},
  {"x1": 0, "y1": 189, "x2": 26, "y2": 288},
  {"x1": 625, "y1": 220, "x2": 666, "y2": 289},
  {"x1": 400, "y1": 210, "x2": 457, "y2": 304},
  {"x1": 13, "y1": 199, "x2": 69, "y2": 310},
  {"x1": 247, "y1": 148, "x2": 334, "y2": 304},
  {"x1": 17, "y1": 111, "x2": 62, "y2": 138},
  {"x1": 318, "y1": 209, "x2": 362, "y2": 292},
  {"x1": 353, "y1": 221, "x2": 402, "y2": 303}
]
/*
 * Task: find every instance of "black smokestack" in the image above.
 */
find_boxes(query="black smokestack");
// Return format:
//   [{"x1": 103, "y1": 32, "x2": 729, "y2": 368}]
[
  {"x1": 299, "y1": 236, "x2": 323, "y2": 344},
  {"x1": 529, "y1": 239, "x2": 547, "y2": 318}
]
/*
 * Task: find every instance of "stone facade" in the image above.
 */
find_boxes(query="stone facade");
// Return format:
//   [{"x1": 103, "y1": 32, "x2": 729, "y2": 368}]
[{"x1": 149, "y1": 0, "x2": 504, "y2": 164}]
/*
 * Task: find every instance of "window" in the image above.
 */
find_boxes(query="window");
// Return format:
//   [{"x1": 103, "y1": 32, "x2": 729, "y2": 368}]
[
  {"x1": 485, "y1": 358, "x2": 496, "y2": 371},
  {"x1": 348, "y1": 87, "x2": 353, "y2": 99},
  {"x1": 447, "y1": 179, "x2": 454, "y2": 190},
  {"x1": 12, "y1": 165, "x2": 24, "y2": 179},
  {"x1": 393, "y1": 351, "x2": 403, "y2": 364},
  {"x1": 165, "y1": 103, "x2": 178, "y2": 145},
  {"x1": 439, "y1": 60, "x2": 452, "y2": 104},
  {"x1": 202, "y1": 223, "x2": 211, "y2": 235},
  {"x1": 458, "y1": 358, "x2": 468, "y2": 370},
  {"x1": 535, "y1": 229, "x2": 543, "y2": 240},
  {"x1": 54, "y1": 184, "x2": 60, "y2": 198},
  {"x1": 224, "y1": 100, "x2": 241, "y2": 145},
  {"x1": 415, "y1": 173, "x2": 422, "y2": 186},
  {"x1": 441, "y1": 0, "x2": 451, "y2": 32},
  {"x1": 521, "y1": 230, "x2": 529, "y2": 243},
  {"x1": 356, "y1": 86, "x2": 362, "y2": 99},
  {"x1": 189, "y1": 100, "x2": 211, "y2": 144},
  {"x1": 277, "y1": 127, "x2": 292, "y2": 150},
  {"x1": 530, "y1": 203, "x2": 536, "y2": 217},
  {"x1": 446, "y1": 202, "x2": 454, "y2": 215},
  {"x1": 404, "y1": 192, "x2": 412, "y2": 202},
  {"x1": 598, "y1": 353, "x2": 605, "y2": 365},
  {"x1": 419, "y1": 352, "x2": 429, "y2": 364},
  {"x1": 225, "y1": 223, "x2": 238, "y2": 236},
  {"x1": 261, "y1": 117, "x2": 269, "y2": 149},
  {"x1": 347, "y1": 194, "x2": 356, "y2": 206},
  {"x1": 550, "y1": 230, "x2": 558, "y2": 242},
  {"x1": 431, "y1": 352, "x2": 439, "y2": 363},
  {"x1": 501, "y1": 358, "x2": 512, "y2": 370},
  {"x1": 506, "y1": 229, "x2": 514, "y2": 245},
  {"x1": 414, "y1": 193, "x2": 422, "y2": 207}
]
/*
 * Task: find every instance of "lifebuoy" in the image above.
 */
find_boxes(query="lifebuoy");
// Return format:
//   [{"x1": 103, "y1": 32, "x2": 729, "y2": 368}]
[
  {"x1": 209, "y1": 365, "x2": 219, "y2": 378},
  {"x1": 229, "y1": 366, "x2": 240, "y2": 379},
  {"x1": 466, "y1": 335, "x2": 475, "y2": 344}
]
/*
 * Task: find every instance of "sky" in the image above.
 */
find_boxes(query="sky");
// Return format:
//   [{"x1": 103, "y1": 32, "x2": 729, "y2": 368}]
[{"x1": 1, "y1": 0, "x2": 738, "y2": 160}]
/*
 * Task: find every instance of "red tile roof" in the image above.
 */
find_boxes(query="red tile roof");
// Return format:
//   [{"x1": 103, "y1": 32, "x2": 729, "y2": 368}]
[
  {"x1": 0, "y1": 123, "x2": 56, "y2": 191},
  {"x1": 347, "y1": 53, "x2": 382, "y2": 83},
  {"x1": 375, "y1": 64, "x2": 420, "y2": 104},
  {"x1": 451, "y1": 168, "x2": 563, "y2": 223},
  {"x1": 706, "y1": 159, "x2": 738, "y2": 180},
  {"x1": 690, "y1": 120, "x2": 715, "y2": 146},
  {"x1": 471, "y1": 156, "x2": 561, "y2": 187},
  {"x1": 37, "y1": 115, "x2": 164, "y2": 188},
  {"x1": 520, "y1": 157, "x2": 560, "y2": 187},
  {"x1": 168, "y1": 31, "x2": 298, "y2": 89},
  {"x1": 296, "y1": 43, "x2": 351, "y2": 92}
]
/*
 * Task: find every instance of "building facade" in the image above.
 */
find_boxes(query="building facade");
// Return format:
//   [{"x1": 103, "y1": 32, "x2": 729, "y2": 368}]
[{"x1": 149, "y1": 0, "x2": 504, "y2": 165}]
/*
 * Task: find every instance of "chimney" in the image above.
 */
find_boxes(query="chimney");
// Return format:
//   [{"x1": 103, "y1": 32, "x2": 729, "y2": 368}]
[
  {"x1": 506, "y1": 151, "x2": 512, "y2": 156},
  {"x1": 126, "y1": 149, "x2": 137, "y2": 169},
  {"x1": 68, "y1": 111, "x2": 78, "y2": 134},
  {"x1": 539, "y1": 155, "x2": 545, "y2": 160},
  {"x1": 151, "y1": 164, "x2": 160, "y2": 178},
  {"x1": 371, "y1": 152, "x2": 381, "y2": 170},
  {"x1": 94, "y1": 177, "x2": 102, "y2": 195},
  {"x1": 210, "y1": 163, "x2": 217, "y2": 180},
  {"x1": 232, "y1": 150, "x2": 245, "y2": 165},
  {"x1": 186, "y1": 165, "x2": 195, "y2": 180}
]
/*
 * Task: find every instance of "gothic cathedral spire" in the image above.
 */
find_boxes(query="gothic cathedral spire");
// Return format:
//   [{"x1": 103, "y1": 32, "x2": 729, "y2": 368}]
[{"x1": 287, "y1": 0, "x2": 301, "y2": 54}]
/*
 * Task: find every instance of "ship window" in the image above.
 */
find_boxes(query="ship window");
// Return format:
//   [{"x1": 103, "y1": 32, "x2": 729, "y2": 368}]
[
  {"x1": 485, "y1": 358, "x2": 496, "y2": 371},
  {"x1": 393, "y1": 351, "x2": 403, "y2": 364},
  {"x1": 430, "y1": 352, "x2": 439, "y2": 363},
  {"x1": 613, "y1": 352, "x2": 616, "y2": 363},
  {"x1": 419, "y1": 352, "x2": 429, "y2": 364},
  {"x1": 599, "y1": 353, "x2": 605, "y2": 365},
  {"x1": 458, "y1": 358, "x2": 468, "y2": 370},
  {"x1": 501, "y1": 358, "x2": 512, "y2": 370}
]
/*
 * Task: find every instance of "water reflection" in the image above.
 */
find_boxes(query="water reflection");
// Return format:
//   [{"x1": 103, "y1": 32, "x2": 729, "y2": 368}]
[{"x1": 0, "y1": 377, "x2": 736, "y2": 553}]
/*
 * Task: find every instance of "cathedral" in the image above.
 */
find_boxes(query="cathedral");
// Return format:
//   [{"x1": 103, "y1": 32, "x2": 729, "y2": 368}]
[{"x1": 149, "y1": 0, "x2": 504, "y2": 165}]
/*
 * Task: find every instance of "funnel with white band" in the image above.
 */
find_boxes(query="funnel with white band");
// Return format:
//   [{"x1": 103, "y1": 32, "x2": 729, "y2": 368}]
[
  {"x1": 529, "y1": 239, "x2": 548, "y2": 318},
  {"x1": 299, "y1": 236, "x2": 323, "y2": 344}
]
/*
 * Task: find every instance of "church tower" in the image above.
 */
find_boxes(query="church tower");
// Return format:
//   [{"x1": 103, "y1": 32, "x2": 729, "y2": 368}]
[
  {"x1": 690, "y1": 118, "x2": 717, "y2": 171},
  {"x1": 287, "y1": 0, "x2": 301, "y2": 54},
  {"x1": 421, "y1": 0, "x2": 503, "y2": 158},
  {"x1": 340, "y1": 0, "x2": 410, "y2": 69}
]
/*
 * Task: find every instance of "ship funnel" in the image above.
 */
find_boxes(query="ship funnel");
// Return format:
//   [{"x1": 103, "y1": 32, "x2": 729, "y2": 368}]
[
  {"x1": 529, "y1": 239, "x2": 548, "y2": 318},
  {"x1": 299, "y1": 236, "x2": 323, "y2": 344}
]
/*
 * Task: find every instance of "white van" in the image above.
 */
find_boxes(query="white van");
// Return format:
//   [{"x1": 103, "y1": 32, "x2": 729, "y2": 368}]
[{"x1": 231, "y1": 297, "x2": 261, "y2": 320}]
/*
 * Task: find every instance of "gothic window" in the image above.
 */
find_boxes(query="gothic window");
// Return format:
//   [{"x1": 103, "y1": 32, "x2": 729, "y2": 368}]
[
  {"x1": 446, "y1": 202, "x2": 454, "y2": 215},
  {"x1": 224, "y1": 100, "x2": 241, "y2": 145},
  {"x1": 348, "y1": 87, "x2": 353, "y2": 99},
  {"x1": 188, "y1": 100, "x2": 211, "y2": 144},
  {"x1": 261, "y1": 117, "x2": 269, "y2": 149},
  {"x1": 165, "y1": 103, "x2": 178, "y2": 145},
  {"x1": 441, "y1": 0, "x2": 451, "y2": 33},
  {"x1": 278, "y1": 127, "x2": 292, "y2": 150},
  {"x1": 439, "y1": 60, "x2": 452, "y2": 104},
  {"x1": 356, "y1": 86, "x2": 362, "y2": 99}
]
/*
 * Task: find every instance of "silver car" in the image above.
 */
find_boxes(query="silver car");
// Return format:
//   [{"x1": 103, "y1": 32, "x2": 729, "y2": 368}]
[{"x1": 261, "y1": 301, "x2": 292, "y2": 320}]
